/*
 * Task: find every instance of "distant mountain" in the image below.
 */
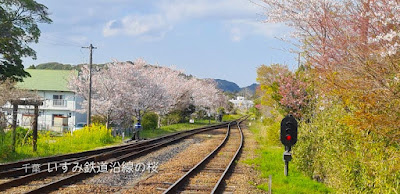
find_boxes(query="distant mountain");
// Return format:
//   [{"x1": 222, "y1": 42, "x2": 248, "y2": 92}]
[
  {"x1": 214, "y1": 79, "x2": 259, "y2": 94},
  {"x1": 242, "y1": 83, "x2": 259, "y2": 92},
  {"x1": 214, "y1": 79, "x2": 241, "y2": 93}
]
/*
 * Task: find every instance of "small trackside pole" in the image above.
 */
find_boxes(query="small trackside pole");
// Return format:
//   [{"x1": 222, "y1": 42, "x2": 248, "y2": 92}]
[
  {"x1": 284, "y1": 160, "x2": 289, "y2": 176},
  {"x1": 283, "y1": 146, "x2": 292, "y2": 176}
]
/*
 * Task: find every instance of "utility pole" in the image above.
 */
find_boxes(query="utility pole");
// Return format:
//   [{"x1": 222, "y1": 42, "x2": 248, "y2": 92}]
[{"x1": 82, "y1": 44, "x2": 97, "y2": 126}]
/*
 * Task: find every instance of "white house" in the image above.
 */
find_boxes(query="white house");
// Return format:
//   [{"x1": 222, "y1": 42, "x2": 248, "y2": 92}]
[
  {"x1": 229, "y1": 96, "x2": 254, "y2": 110},
  {"x1": 2, "y1": 69, "x2": 86, "y2": 132}
]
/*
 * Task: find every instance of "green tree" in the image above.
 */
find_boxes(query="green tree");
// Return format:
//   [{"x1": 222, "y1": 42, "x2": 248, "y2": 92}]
[
  {"x1": 142, "y1": 112, "x2": 158, "y2": 131},
  {"x1": 0, "y1": 0, "x2": 51, "y2": 82},
  {"x1": 35, "y1": 62, "x2": 74, "y2": 70}
]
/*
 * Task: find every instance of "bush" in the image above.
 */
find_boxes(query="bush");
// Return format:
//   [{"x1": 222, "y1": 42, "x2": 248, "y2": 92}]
[
  {"x1": 162, "y1": 111, "x2": 182, "y2": 125},
  {"x1": 263, "y1": 118, "x2": 281, "y2": 146},
  {"x1": 142, "y1": 112, "x2": 158, "y2": 130},
  {"x1": 91, "y1": 115, "x2": 107, "y2": 125},
  {"x1": 222, "y1": 114, "x2": 241, "y2": 122},
  {"x1": 71, "y1": 123, "x2": 115, "y2": 144},
  {"x1": 294, "y1": 104, "x2": 400, "y2": 193},
  {"x1": 0, "y1": 127, "x2": 32, "y2": 146},
  {"x1": 0, "y1": 127, "x2": 32, "y2": 160}
]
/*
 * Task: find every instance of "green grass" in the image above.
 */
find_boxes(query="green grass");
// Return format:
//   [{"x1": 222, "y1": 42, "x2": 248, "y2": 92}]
[
  {"x1": 244, "y1": 119, "x2": 332, "y2": 194},
  {"x1": 0, "y1": 124, "x2": 122, "y2": 163},
  {"x1": 140, "y1": 115, "x2": 242, "y2": 139},
  {"x1": 222, "y1": 114, "x2": 242, "y2": 121},
  {"x1": 140, "y1": 119, "x2": 218, "y2": 139}
]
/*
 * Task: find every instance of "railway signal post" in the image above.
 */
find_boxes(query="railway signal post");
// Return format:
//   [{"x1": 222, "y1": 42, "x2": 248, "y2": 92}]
[{"x1": 280, "y1": 114, "x2": 298, "y2": 176}]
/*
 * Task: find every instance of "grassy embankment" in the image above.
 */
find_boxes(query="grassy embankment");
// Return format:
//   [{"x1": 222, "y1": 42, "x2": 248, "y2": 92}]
[
  {"x1": 0, "y1": 115, "x2": 241, "y2": 163},
  {"x1": 244, "y1": 118, "x2": 332, "y2": 193},
  {"x1": 0, "y1": 124, "x2": 121, "y2": 163}
]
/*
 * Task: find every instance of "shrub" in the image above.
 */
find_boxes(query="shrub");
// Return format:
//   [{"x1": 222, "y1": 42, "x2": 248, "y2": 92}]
[
  {"x1": 0, "y1": 127, "x2": 32, "y2": 160},
  {"x1": 0, "y1": 127, "x2": 32, "y2": 146},
  {"x1": 162, "y1": 111, "x2": 182, "y2": 125},
  {"x1": 222, "y1": 114, "x2": 241, "y2": 122},
  {"x1": 142, "y1": 112, "x2": 158, "y2": 130},
  {"x1": 294, "y1": 104, "x2": 400, "y2": 193},
  {"x1": 91, "y1": 115, "x2": 107, "y2": 125},
  {"x1": 264, "y1": 118, "x2": 281, "y2": 146},
  {"x1": 71, "y1": 123, "x2": 115, "y2": 144}
]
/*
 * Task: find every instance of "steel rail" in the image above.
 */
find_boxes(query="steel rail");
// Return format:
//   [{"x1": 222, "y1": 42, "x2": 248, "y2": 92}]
[
  {"x1": 211, "y1": 117, "x2": 246, "y2": 193},
  {"x1": 162, "y1": 119, "x2": 240, "y2": 193},
  {"x1": 162, "y1": 116, "x2": 248, "y2": 194},
  {"x1": 0, "y1": 121, "x2": 235, "y2": 192},
  {"x1": 23, "y1": 120, "x2": 239, "y2": 194},
  {"x1": 0, "y1": 121, "x2": 231, "y2": 177}
]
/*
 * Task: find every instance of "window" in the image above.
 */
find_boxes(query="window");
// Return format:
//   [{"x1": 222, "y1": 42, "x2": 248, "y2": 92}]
[
  {"x1": 53, "y1": 95, "x2": 66, "y2": 107},
  {"x1": 53, "y1": 95, "x2": 63, "y2": 100},
  {"x1": 52, "y1": 114, "x2": 65, "y2": 126}
]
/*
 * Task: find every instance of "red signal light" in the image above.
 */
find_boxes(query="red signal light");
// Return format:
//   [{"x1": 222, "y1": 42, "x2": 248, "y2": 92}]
[{"x1": 286, "y1": 135, "x2": 292, "y2": 141}]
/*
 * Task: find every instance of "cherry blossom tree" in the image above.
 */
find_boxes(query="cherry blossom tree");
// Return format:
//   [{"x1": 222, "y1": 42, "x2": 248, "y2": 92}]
[
  {"x1": 278, "y1": 73, "x2": 309, "y2": 119},
  {"x1": 138, "y1": 64, "x2": 194, "y2": 126},
  {"x1": 69, "y1": 59, "x2": 229, "y2": 129},
  {"x1": 113, "y1": 61, "x2": 164, "y2": 119},
  {"x1": 91, "y1": 64, "x2": 124, "y2": 128},
  {"x1": 260, "y1": 0, "x2": 400, "y2": 91},
  {"x1": 191, "y1": 79, "x2": 227, "y2": 115},
  {"x1": 256, "y1": 64, "x2": 310, "y2": 119},
  {"x1": 260, "y1": 0, "x2": 400, "y2": 140}
]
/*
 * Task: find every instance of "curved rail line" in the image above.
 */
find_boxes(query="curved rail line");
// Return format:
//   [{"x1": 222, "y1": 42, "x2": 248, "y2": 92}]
[
  {"x1": 162, "y1": 116, "x2": 247, "y2": 194},
  {"x1": 0, "y1": 119, "x2": 242, "y2": 193},
  {"x1": 212, "y1": 118, "x2": 245, "y2": 193}
]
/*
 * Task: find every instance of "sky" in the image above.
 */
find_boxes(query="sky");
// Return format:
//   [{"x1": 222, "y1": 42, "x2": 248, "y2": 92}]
[{"x1": 23, "y1": 0, "x2": 297, "y2": 87}]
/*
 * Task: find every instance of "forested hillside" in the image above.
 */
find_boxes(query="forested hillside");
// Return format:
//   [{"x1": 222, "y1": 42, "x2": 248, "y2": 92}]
[
  {"x1": 28, "y1": 62, "x2": 105, "y2": 71},
  {"x1": 214, "y1": 79, "x2": 259, "y2": 94}
]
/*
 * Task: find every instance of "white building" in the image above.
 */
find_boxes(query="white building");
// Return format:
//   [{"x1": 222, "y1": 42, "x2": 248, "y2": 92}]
[
  {"x1": 2, "y1": 69, "x2": 86, "y2": 132},
  {"x1": 229, "y1": 96, "x2": 254, "y2": 110}
]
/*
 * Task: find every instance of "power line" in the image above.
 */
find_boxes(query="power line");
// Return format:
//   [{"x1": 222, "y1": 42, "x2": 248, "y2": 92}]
[
  {"x1": 45, "y1": 33, "x2": 85, "y2": 46},
  {"x1": 39, "y1": 34, "x2": 83, "y2": 47}
]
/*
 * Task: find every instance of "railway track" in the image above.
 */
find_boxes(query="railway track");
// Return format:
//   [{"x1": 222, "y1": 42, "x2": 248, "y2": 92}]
[
  {"x1": 0, "y1": 119, "x2": 242, "y2": 194},
  {"x1": 162, "y1": 116, "x2": 247, "y2": 194}
]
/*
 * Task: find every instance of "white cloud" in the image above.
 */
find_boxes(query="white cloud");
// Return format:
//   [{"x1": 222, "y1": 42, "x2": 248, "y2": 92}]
[
  {"x1": 103, "y1": 20, "x2": 119, "y2": 37},
  {"x1": 103, "y1": 14, "x2": 172, "y2": 39},
  {"x1": 102, "y1": 0, "x2": 269, "y2": 40}
]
